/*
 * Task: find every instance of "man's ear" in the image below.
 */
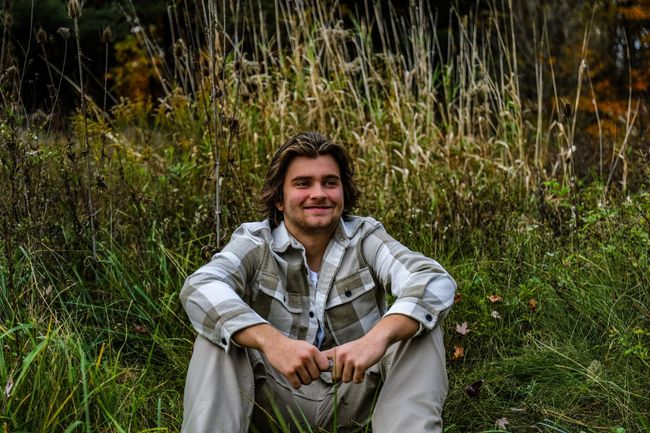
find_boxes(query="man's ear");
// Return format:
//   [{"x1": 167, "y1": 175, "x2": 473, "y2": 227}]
[{"x1": 275, "y1": 200, "x2": 284, "y2": 212}]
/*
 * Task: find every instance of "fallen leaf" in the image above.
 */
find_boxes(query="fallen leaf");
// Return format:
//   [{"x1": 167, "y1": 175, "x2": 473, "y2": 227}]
[
  {"x1": 528, "y1": 298, "x2": 538, "y2": 311},
  {"x1": 133, "y1": 325, "x2": 148, "y2": 334},
  {"x1": 488, "y1": 294, "x2": 502, "y2": 303},
  {"x1": 455, "y1": 322, "x2": 470, "y2": 335},
  {"x1": 117, "y1": 370, "x2": 139, "y2": 384},
  {"x1": 451, "y1": 345, "x2": 464, "y2": 361},
  {"x1": 491, "y1": 310, "x2": 501, "y2": 319},
  {"x1": 464, "y1": 379, "x2": 482, "y2": 397},
  {"x1": 454, "y1": 293, "x2": 463, "y2": 304},
  {"x1": 495, "y1": 417, "x2": 509, "y2": 430},
  {"x1": 4, "y1": 377, "x2": 13, "y2": 398}
]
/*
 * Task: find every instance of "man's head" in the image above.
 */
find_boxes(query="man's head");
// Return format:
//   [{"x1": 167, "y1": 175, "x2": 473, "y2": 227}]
[{"x1": 260, "y1": 131, "x2": 360, "y2": 227}]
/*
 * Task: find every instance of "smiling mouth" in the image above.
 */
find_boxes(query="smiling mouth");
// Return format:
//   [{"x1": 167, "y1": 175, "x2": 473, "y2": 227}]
[{"x1": 304, "y1": 206, "x2": 333, "y2": 211}]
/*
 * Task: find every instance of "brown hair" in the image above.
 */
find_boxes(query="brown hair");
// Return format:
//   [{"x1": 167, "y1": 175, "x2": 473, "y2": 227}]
[{"x1": 260, "y1": 131, "x2": 360, "y2": 227}]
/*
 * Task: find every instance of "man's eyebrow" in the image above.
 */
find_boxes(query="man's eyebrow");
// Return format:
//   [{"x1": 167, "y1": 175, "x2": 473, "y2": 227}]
[{"x1": 290, "y1": 174, "x2": 340, "y2": 181}]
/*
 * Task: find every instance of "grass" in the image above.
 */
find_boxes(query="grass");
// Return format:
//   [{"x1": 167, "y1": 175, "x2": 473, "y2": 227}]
[{"x1": 1, "y1": 0, "x2": 649, "y2": 431}]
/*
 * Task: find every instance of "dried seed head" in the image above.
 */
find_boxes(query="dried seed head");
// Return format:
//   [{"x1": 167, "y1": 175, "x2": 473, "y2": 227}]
[
  {"x1": 3, "y1": 12, "x2": 13, "y2": 28},
  {"x1": 67, "y1": 0, "x2": 81, "y2": 20},
  {"x1": 36, "y1": 27, "x2": 47, "y2": 45},
  {"x1": 563, "y1": 101, "x2": 573, "y2": 119},
  {"x1": 3, "y1": 65, "x2": 17, "y2": 81},
  {"x1": 57, "y1": 27, "x2": 71, "y2": 40},
  {"x1": 101, "y1": 25, "x2": 112, "y2": 43},
  {"x1": 173, "y1": 38, "x2": 186, "y2": 58},
  {"x1": 560, "y1": 98, "x2": 573, "y2": 119}
]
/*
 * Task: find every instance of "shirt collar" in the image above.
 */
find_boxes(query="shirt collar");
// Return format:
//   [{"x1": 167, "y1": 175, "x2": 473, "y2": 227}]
[
  {"x1": 270, "y1": 217, "x2": 360, "y2": 253},
  {"x1": 271, "y1": 221, "x2": 293, "y2": 252}
]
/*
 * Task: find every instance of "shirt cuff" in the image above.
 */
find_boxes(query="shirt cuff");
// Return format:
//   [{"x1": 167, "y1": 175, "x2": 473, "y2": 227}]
[
  {"x1": 217, "y1": 313, "x2": 268, "y2": 352},
  {"x1": 384, "y1": 297, "x2": 439, "y2": 334}
]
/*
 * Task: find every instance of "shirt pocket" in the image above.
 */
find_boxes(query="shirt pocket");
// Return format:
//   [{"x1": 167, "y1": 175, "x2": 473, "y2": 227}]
[
  {"x1": 253, "y1": 271, "x2": 303, "y2": 336},
  {"x1": 324, "y1": 267, "x2": 382, "y2": 344}
]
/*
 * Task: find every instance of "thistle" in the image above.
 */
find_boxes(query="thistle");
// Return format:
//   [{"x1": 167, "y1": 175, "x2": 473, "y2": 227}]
[
  {"x1": 101, "y1": 25, "x2": 112, "y2": 44},
  {"x1": 67, "y1": 0, "x2": 81, "y2": 20},
  {"x1": 35, "y1": 27, "x2": 47, "y2": 45},
  {"x1": 57, "y1": 27, "x2": 71, "y2": 40}
]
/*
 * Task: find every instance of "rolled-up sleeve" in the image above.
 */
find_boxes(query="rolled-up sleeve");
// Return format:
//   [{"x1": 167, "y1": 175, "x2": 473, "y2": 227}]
[
  {"x1": 180, "y1": 225, "x2": 269, "y2": 352},
  {"x1": 362, "y1": 225, "x2": 456, "y2": 333}
]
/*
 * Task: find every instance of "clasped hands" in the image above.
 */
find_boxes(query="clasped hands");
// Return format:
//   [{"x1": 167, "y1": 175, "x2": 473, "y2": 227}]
[
  {"x1": 234, "y1": 315, "x2": 419, "y2": 389},
  {"x1": 264, "y1": 334, "x2": 389, "y2": 389}
]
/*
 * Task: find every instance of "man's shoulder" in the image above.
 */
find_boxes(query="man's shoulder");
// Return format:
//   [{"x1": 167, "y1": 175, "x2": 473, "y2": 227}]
[
  {"x1": 342, "y1": 215, "x2": 384, "y2": 239},
  {"x1": 231, "y1": 220, "x2": 274, "y2": 244},
  {"x1": 238, "y1": 219, "x2": 272, "y2": 233}
]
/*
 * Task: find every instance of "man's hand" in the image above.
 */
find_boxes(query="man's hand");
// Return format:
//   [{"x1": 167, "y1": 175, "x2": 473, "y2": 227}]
[
  {"x1": 233, "y1": 324, "x2": 330, "y2": 389},
  {"x1": 322, "y1": 314, "x2": 419, "y2": 383},
  {"x1": 321, "y1": 333, "x2": 388, "y2": 383}
]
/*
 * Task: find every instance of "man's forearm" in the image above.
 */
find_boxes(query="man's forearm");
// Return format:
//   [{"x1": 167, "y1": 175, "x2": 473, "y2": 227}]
[
  {"x1": 232, "y1": 323, "x2": 282, "y2": 351},
  {"x1": 366, "y1": 314, "x2": 420, "y2": 347}
]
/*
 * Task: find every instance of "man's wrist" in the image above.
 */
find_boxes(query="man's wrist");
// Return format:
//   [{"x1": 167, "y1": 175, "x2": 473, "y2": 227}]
[
  {"x1": 233, "y1": 323, "x2": 282, "y2": 352},
  {"x1": 370, "y1": 314, "x2": 419, "y2": 347}
]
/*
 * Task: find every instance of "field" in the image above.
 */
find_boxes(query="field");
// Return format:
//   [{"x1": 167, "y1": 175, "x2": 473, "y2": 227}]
[{"x1": 1, "y1": 0, "x2": 649, "y2": 432}]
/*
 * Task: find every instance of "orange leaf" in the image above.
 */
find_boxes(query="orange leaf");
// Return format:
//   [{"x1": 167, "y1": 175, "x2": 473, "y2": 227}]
[
  {"x1": 454, "y1": 293, "x2": 463, "y2": 304},
  {"x1": 528, "y1": 298, "x2": 538, "y2": 312},
  {"x1": 452, "y1": 345, "x2": 465, "y2": 361},
  {"x1": 487, "y1": 294, "x2": 502, "y2": 303}
]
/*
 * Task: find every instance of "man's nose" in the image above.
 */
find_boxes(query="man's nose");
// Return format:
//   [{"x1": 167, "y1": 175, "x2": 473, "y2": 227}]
[{"x1": 309, "y1": 184, "x2": 326, "y2": 198}]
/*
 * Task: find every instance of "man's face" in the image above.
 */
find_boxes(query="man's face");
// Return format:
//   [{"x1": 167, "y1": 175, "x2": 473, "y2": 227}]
[{"x1": 276, "y1": 154, "x2": 344, "y2": 241}]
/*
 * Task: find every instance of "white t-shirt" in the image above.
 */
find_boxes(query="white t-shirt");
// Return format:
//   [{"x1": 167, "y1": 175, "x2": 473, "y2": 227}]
[{"x1": 308, "y1": 268, "x2": 325, "y2": 348}]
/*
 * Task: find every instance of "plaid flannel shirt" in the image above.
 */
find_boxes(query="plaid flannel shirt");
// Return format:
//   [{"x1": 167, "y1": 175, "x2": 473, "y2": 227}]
[{"x1": 180, "y1": 216, "x2": 456, "y2": 352}]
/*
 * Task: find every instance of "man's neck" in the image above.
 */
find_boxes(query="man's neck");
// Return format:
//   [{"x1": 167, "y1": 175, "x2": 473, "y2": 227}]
[
  {"x1": 301, "y1": 235, "x2": 330, "y2": 272},
  {"x1": 285, "y1": 226, "x2": 337, "y2": 272}
]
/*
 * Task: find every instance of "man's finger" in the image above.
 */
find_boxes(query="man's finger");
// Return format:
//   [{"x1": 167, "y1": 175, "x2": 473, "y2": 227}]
[
  {"x1": 352, "y1": 367, "x2": 365, "y2": 383},
  {"x1": 287, "y1": 372, "x2": 302, "y2": 389},
  {"x1": 340, "y1": 362, "x2": 354, "y2": 383},
  {"x1": 306, "y1": 359, "x2": 322, "y2": 380},
  {"x1": 316, "y1": 352, "x2": 331, "y2": 371},
  {"x1": 296, "y1": 367, "x2": 312, "y2": 387}
]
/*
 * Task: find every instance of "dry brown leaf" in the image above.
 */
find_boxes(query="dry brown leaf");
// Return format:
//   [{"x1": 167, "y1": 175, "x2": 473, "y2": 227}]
[
  {"x1": 454, "y1": 293, "x2": 463, "y2": 304},
  {"x1": 451, "y1": 345, "x2": 465, "y2": 361},
  {"x1": 528, "y1": 298, "x2": 538, "y2": 311},
  {"x1": 487, "y1": 294, "x2": 502, "y2": 303}
]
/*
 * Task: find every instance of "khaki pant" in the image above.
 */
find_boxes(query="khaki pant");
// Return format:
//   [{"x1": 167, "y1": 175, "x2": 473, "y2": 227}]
[{"x1": 182, "y1": 326, "x2": 448, "y2": 433}]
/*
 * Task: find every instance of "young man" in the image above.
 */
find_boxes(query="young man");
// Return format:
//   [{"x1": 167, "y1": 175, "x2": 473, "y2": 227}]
[{"x1": 181, "y1": 131, "x2": 456, "y2": 433}]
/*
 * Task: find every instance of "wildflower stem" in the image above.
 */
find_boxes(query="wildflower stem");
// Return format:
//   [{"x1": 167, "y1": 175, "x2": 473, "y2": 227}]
[{"x1": 71, "y1": 3, "x2": 97, "y2": 261}]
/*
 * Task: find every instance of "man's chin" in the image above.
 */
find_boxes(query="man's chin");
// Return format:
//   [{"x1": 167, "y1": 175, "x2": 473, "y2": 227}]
[{"x1": 303, "y1": 220, "x2": 338, "y2": 232}]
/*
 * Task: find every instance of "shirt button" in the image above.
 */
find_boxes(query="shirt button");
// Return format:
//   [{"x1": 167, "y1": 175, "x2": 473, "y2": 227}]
[
  {"x1": 344, "y1": 290, "x2": 352, "y2": 297},
  {"x1": 309, "y1": 311, "x2": 314, "y2": 318},
  {"x1": 425, "y1": 314, "x2": 433, "y2": 321}
]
